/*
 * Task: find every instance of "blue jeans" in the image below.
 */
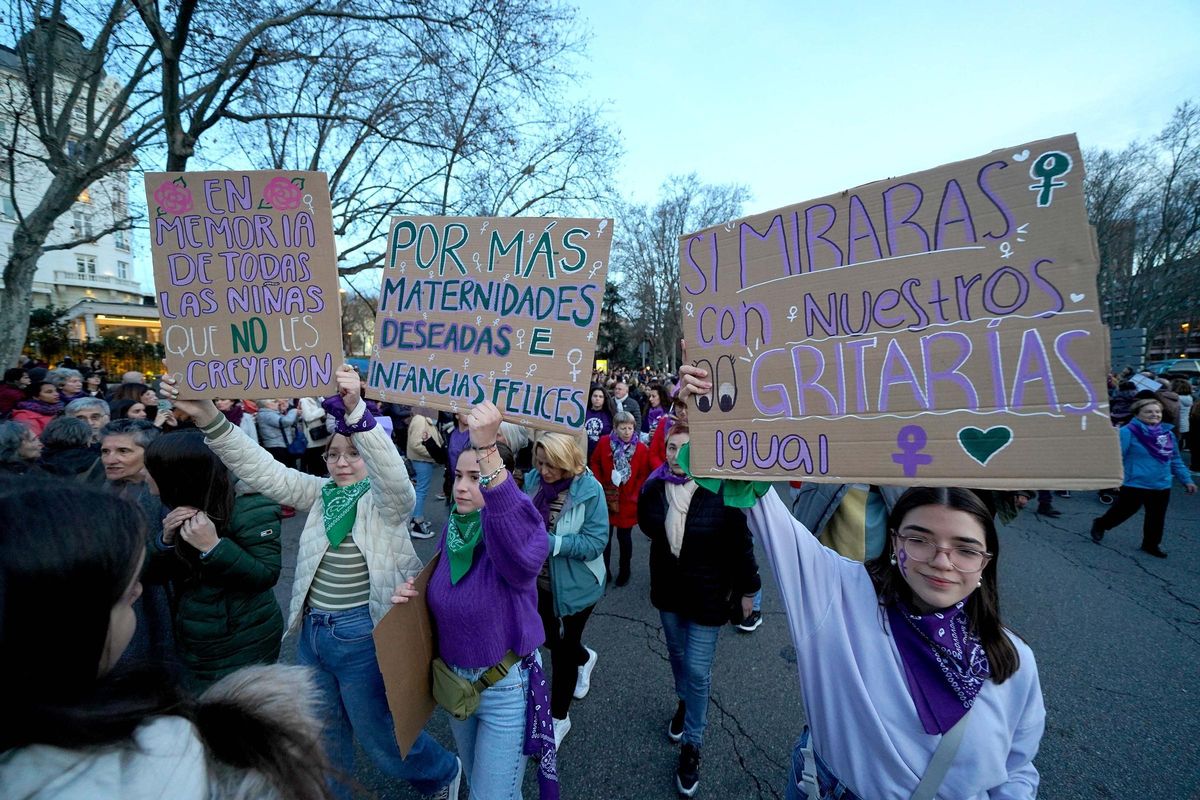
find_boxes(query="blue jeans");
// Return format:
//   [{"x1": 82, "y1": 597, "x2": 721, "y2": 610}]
[
  {"x1": 752, "y1": 588, "x2": 762, "y2": 613},
  {"x1": 412, "y1": 460, "x2": 436, "y2": 519},
  {"x1": 659, "y1": 610, "x2": 720, "y2": 747},
  {"x1": 446, "y1": 653, "x2": 536, "y2": 800},
  {"x1": 786, "y1": 727, "x2": 862, "y2": 800},
  {"x1": 299, "y1": 605, "x2": 457, "y2": 799}
]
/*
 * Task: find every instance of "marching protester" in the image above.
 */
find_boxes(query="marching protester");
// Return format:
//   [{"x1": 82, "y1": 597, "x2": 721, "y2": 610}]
[
  {"x1": 525, "y1": 432, "x2": 608, "y2": 748},
  {"x1": 1171, "y1": 379, "x2": 1192, "y2": 449},
  {"x1": 0, "y1": 366, "x2": 29, "y2": 414},
  {"x1": 1090, "y1": 397, "x2": 1197, "y2": 557},
  {"x1": 110, "y1": 398, "x2": 149, "y2": 421},
  {"x1": 0, "y1": 419, "x2": 44, "y2": 476},
  {"x1": 612, "y1": 379, "x2": 642, "y2": 431},
  {"x1": 12, "y1": 380, "x2": 62, "y2": 435},
  {"x1": 160, "y1": 366, "x2": 462, "y2": 800},
  {"x1": 37, "y1": 416, "x2": 98, "y2": 479},
  {"x1": 406, "y1": 408, "x2": 442, "y2": 539},
  {"x1": 256, "y1": 398, "x2": 302, "y2": 467},
  {"x1": 109, "y1": 382, "x2": 158, "y2": 408},
  {"x1": 215, "y1": 398, "x2": 259, "y2": 441},
  {"x1": 676, "y1": 361, "x2": 1046, "y2": 799},
  {"x1": 637, "y1": 422, "x2": 761, "y2": 798},
  {"x1": 65, "y1": 396, "x2": 110, "y2": 443},
  {"x1": 590, "y1": 410, "x2": 651, "y2": 586},
  {"x1": 642, "y1": 383, "x2": 668, "y2": 440},
  {"x1": 392, "y1": 400, "x2": 557, "y2": 800},
  {"x1": 47, "y1": 367, "x2": 86, "y2": 404},
  {"x1": 584, "y1": 383, "x2": 617, "y2": 459},
  {"x1": 144, "y1": 432, "x2": 286, "y2": 690},
  {"x1": 0, "y1": 481, "x2": 334, "y2": 800},
  {"x1": 300, "y1": 396, "x2": 332, "y2": 475}
]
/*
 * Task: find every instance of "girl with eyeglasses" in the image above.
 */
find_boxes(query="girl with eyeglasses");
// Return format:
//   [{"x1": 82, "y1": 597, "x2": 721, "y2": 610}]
[
  {"x1": 676, "y1": 363, "x2": 1045, "y2": 800},
  {"x1": 159, "y1": 364, "x2": 462, "y2": 800}
]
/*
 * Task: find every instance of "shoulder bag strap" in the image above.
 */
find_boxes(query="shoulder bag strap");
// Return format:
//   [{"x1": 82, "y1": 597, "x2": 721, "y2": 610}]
[
  {"x1": 910, "y1": 708, "x2": 973, "y2": 800},
  {"x1": 276, "y1": 414, "x2": 290, "y2": 445}
]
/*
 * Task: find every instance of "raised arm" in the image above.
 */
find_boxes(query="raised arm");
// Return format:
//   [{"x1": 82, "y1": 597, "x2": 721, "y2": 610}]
[{"x1": 327, "y1": 367, "x2": 415, "y2": 526}]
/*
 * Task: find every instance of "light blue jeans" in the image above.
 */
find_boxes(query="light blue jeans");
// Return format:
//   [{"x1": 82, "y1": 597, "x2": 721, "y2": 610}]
[
  {"x1": 412, "y1": 459, "x2": 437, "y2": 519},
  {"x1": 659, "y1": 610, "x2": 721, "y2": 747},
  {"x1": 299, "y1": 605, "x2": 457, "y2": 799},
  {"x1": 446, "y1": 653, "x2": 537, "y2": 800}
]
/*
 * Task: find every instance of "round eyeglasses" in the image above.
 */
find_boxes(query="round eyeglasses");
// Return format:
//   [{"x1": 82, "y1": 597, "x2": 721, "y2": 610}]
[
  {"x1": 895, "y1": 535, "x2": 992, "y2": 573},
  {"x1": 323, "y1": 450, "x2": 363, "y2": 464}
]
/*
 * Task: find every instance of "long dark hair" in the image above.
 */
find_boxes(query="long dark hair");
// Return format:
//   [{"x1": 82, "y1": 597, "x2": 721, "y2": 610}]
[
  {"x1": 0, "y1": 480, "x2": 180, "y2": 752},
  {"x1": 865, "y1": 487, "x2": 1020, "y2": 683},
  {"x1": 0, "y1": 480, "x2": 332, "y2": 799},
  {"x1": 588, "y1": 382, "x2": 618, "y2": 417},
  {"x1": 110, "y1": 382, "x2": 153, "y2": 403},
  {"x1": 145, "y1": 431, "x2": 235, "y2": 529}
]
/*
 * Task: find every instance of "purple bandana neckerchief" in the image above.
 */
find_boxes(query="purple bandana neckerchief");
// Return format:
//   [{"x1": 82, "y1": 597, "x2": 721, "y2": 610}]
[
  {"x1": 321, "y1": 395, "x2": 376, "y2": 435},
  {"x1": 16, "y1": 398, "x2": 63, "y2": 416},
  {"x1": 886, "y1": 599, "x2": 990, "y2": 735},
  {"x1": 643, "y1": 461, "x2": 690, "y2": 490},
  {"x1": 532, "y1": 475, "x2": 574, "y2": 531},
  {"x1": 1129, "y1": 419, "x2": 1174, "y2": 463},
  {"x1": 522, "y1": 654, "x2": 560, "y2": 800}
]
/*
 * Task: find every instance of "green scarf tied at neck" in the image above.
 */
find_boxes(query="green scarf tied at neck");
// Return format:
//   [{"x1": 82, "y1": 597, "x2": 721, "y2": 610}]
[
  {"x1": 677, "y1": 441, "x2": 771, "y2": 508},
  {"x1": 447, "y1": 506, "x2": 483, "y2": 585},
  {"x1": 322, "y1": 478, "x2": 371, "y2": 548}
]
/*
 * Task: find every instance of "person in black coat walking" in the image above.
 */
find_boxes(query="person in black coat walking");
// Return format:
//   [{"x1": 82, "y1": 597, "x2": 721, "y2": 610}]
[{"x1": 637, "y1": 422, "x2": 760, "y2": 798}]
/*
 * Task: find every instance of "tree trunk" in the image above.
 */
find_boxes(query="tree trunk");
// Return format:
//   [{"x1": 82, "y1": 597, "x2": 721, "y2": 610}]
[{"x1": 0, "y1": 178, "x2": 81, "y2": 367}]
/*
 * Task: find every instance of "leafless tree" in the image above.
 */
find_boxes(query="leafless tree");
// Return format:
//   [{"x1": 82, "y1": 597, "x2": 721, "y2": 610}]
[
  {"x1": 0, "y1": 0, "x2": 475, "y2": 367},
  {"x1": 230, "y1": 0, "x2": 620, "y2": 275},
  {"x1": 611, "y1": 174, "x2": 749, "y2": 372},
  {"x1": 1087, "y1": 100, "x2": 1200, "y2": 347}
]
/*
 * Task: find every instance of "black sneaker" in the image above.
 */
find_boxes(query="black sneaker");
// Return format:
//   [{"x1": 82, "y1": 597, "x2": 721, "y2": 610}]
[
  {"x1": 676, "y1": 743, "x2": 700, "y2": 797},
  {"x1": 410, "y1": 519, "x2": 436, "y2": 540},
  {"x1": 668, "y1": 700, "x2": 685, "y2": 743},
  {"x1": 1140, "y1": 545, "x2": 1168, "y2": 558},
  {"x1": 1090, "y1": 519, "x2": 1104, "y2": 544},
  {"x1": 736, "y1": 610, "x2": 763, "y2": 633},
  {"x1": 1037, "y1": 506, "x2": 1062, "y2": 518}
]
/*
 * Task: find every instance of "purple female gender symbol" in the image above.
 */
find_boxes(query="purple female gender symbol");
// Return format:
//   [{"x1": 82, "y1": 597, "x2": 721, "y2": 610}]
[{"x1": 891, "y1": 424, "x2": 933, "y2": 477}]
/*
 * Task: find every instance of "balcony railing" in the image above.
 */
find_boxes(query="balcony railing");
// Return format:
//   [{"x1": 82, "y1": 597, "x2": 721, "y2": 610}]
[{"x1": 54, "y1": 270, "x2": 142, "y2": 292}]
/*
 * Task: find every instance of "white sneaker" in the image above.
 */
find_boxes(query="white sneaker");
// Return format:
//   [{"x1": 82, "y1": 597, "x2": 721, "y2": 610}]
[
  {"x1": 431, "y1": 756, "x2": 461, "y2": 800},
  {"x1": 573, "y1": 646, "x2": 598, "y2": 699},
  {"x1": 553, "y1": 715, "x2": 572, "y2": 749}
]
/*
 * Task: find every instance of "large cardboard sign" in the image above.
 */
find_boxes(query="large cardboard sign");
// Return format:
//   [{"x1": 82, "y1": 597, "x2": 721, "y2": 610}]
[
  {"x1": 373, "y1": 553, "x2": 439, "y2": 758},
  {"x1": 680, "y1": 135, "x2": 1122, "y2": 489},
  {"x1": 370, "y1": 216, "x2": 612, "y2": 433},
  {"x1": 146, "y1": 171, "x2": 342, "y2": 398}
]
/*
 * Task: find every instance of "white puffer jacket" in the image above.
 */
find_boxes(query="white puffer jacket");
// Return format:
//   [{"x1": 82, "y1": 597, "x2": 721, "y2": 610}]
[{"x1": 205, "y1": 400, "x2": 420, "y2": 632}]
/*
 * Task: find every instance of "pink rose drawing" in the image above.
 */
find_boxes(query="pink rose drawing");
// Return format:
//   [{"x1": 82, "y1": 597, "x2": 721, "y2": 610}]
[
  {"x1": 261, "y1": 177, "x2": 303, "y2": 210},
  {"x1": 153, "y1": 181, "x2": 193, "y2": 215}
]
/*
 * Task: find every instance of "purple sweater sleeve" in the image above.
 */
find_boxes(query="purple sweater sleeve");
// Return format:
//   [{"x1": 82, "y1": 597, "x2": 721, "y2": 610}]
[{"x1": 481, "y1": 478, "x2": 549, "y2": 587}]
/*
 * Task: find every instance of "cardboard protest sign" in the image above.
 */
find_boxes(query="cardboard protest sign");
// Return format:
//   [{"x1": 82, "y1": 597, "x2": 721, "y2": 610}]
[
  {"x1": 373, "y1": 553, "x2": 439, "y2": 758},
  {"x1": 680, "y1": 135, "x2": 1122, "y2": 489},
  {"x1": 146, "y1": 171, "x2": 342, "y2": 398},
  {"x1": 370, "y1": 217, "x2": 612, "y2": 433}
]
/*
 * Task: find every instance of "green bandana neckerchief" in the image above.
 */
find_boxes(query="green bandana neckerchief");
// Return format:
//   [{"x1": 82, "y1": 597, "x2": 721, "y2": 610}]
[
  {"x1": 677, "y1": 441, "x2": 771, "y2": 508},
  {"x1": 322, "y1": 478, "x2": 371, "y2": 548},
  {"x1": 447, "y1": 506, "x2": 483, "y2": 585}
]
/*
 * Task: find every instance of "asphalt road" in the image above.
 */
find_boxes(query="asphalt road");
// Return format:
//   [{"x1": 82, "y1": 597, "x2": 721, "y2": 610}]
[{"x1": 275, "y1": 477, "x2": 1200, "y2": 799}]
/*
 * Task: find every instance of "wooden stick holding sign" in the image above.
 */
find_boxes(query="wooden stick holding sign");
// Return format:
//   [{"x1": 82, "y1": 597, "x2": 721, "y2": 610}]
[{"x1": 679, "y1": 135, "x2": 1121, "y2": 489}]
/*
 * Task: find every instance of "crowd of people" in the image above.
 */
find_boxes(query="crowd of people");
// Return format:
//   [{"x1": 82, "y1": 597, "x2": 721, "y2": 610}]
[{"x1": 0, "y1": 353, "x2": 1195, "y2": 799}]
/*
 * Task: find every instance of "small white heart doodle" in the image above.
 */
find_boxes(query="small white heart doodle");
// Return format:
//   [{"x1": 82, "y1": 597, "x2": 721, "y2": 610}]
[
  {"x1": 1069, "y1": 293, "x2": 1085, "y2": 303},
  {"x1": 1012, "y1": 150, "x2": 1030, "y2": 162}
]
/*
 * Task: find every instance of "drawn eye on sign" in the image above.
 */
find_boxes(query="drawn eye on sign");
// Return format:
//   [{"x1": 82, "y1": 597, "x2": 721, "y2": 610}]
[{"x1": 693, "y1": 356, "x2": 738, "y2": 413}]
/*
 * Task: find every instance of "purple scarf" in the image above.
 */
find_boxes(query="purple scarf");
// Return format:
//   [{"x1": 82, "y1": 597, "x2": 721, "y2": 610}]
[
  {"x1": 1129, "y1": 419, "x2": 1174, "y2": 463},
  {"x1": 643, "y1": 461, "x2": 690, "y2": 491},
  {"x1": 887, "y1": 600, "x2": 990, "y2": 735},
  {"x1": 532, "y1": 475, "x2": 574, "y2": 531},
  {"x1": 16, "y1": 398, "x2": 63, "y2": 416},
  {"x1": 220, "y1": 403, "x2": 244, "y2": 427},
  {"x1": 321, "y1": 394, "x2": 377, "y2": 434},
  {"x1": 522, "y1": 654, "x2": 560, "y2": 800}
]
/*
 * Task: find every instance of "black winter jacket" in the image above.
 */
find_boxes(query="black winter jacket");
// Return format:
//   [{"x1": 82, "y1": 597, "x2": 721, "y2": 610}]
[{"x1": 638, "y1": 477, "x2": 761, "y2": 626}]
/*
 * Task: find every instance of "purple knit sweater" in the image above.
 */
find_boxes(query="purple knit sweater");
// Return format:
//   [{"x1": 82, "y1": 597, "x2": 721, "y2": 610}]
[{"x1": 426, "y1": 477, "x2": 548, "y2": 668}]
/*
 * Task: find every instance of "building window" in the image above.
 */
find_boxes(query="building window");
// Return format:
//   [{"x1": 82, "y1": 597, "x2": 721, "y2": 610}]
[
  {"x1": 117, "y1": 260, "x2": 129, "y2": 280},
  {"x1": 114, "y1": 228, "x2": 129, "y2": 250},
  {"x1": 72, "y1": 207, "x2": 93, "y2": 237},
  {"x1": 76, "y1": 255, "x2": 96, "y2": 275}
]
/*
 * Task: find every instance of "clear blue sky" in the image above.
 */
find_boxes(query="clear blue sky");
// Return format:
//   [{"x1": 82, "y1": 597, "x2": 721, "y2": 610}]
[{"x1": 576, "y1": 0, "x2": 1200, "y2": 214}]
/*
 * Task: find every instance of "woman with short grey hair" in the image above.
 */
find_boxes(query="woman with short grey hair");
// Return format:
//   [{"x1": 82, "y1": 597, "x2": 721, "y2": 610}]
[
  {"x1": 39, "y1": 416, "x2": 99, "y2": 479},
  {"x1": 47, "y1": 368, "x2": 86, "y2": 403}
]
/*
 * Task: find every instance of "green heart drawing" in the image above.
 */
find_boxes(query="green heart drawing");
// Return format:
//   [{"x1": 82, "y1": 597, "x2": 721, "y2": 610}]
[{"x1": 957, "y1": 426, "x2": 1013, "y2": 466}]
